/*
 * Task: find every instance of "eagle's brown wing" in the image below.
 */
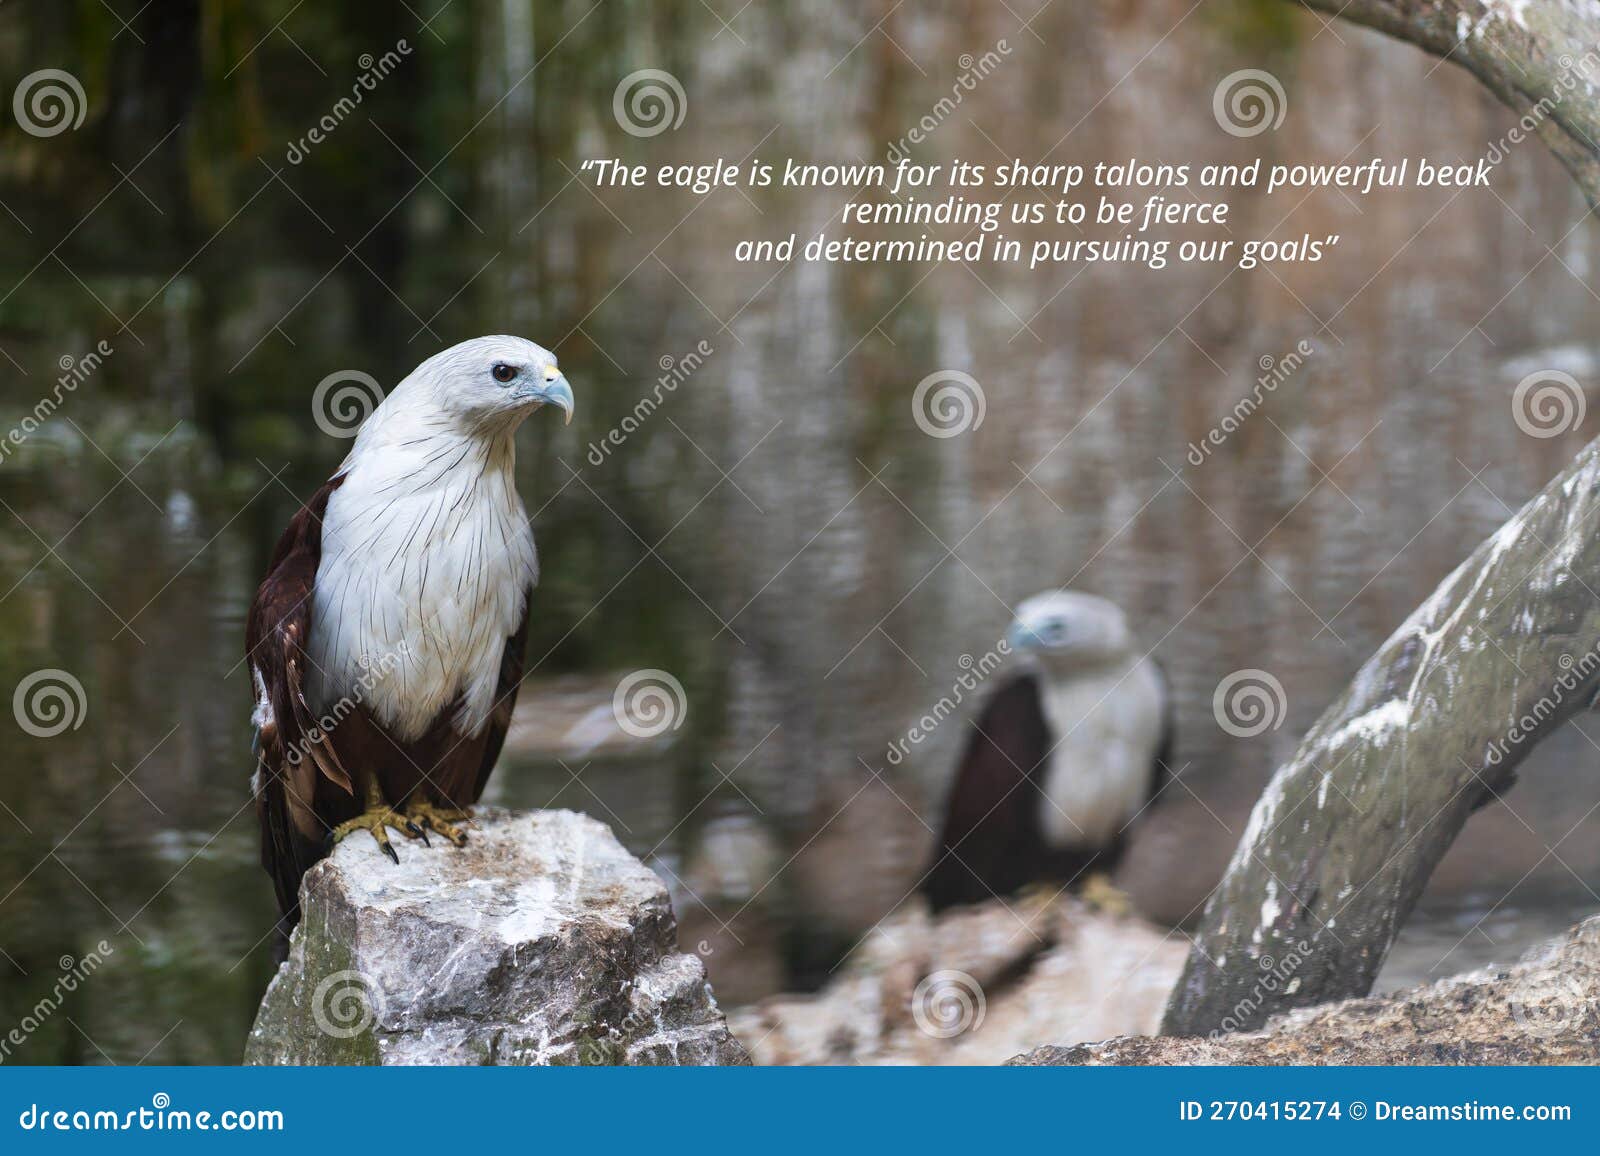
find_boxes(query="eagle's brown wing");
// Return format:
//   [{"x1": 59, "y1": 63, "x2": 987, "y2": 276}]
[
  {"x1": 246, "y1": 475, "x2": 353, "y2": 928},
  {"x1": 470, "y1": 587, "x2": 531, "y2": 803},
  {"x1": 921, "y1": 672, "x2": 1053, "y2": 911}
]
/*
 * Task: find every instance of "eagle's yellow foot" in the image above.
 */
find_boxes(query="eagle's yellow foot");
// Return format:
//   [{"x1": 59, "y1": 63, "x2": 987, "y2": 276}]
[
  {"x1": 330, "y1": 806, "x2": 421, "y2": 864},
  {"x1": 1079, "y1": 872, "x2": 1132, "y2": 918},
  {"x1": 404, "y1": 799, "x2": 472, "y2": 847}
]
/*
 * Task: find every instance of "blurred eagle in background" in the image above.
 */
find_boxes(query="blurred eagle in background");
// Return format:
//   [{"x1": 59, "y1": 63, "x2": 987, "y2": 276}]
[
  {"x1": 923, "y1": 590, "x2": 1172, "y2": 911},
  {"x1": 246, "y1": 336, "x2": 574, "y2": 937}
]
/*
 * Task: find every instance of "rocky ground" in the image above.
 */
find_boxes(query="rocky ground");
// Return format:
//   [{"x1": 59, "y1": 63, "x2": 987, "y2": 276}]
[
  {"x1": 1012, "y1": 915, "x2": 1600, "y2": 1065},
  {"x1": 246, "y1": 808, "x2": 748, "y2": 1066},
  {"x1": 728, "y1": 889, "x2": 1187, "y2": 1065}
]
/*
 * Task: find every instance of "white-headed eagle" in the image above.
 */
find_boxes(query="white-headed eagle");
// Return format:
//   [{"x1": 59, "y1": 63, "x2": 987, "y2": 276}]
[
  {"x1": 247, "y1": 336, "x2": 574, "y2": 937},
  {"x1": 922, "y1": 590, "x2": 1172, "y2": 911}
]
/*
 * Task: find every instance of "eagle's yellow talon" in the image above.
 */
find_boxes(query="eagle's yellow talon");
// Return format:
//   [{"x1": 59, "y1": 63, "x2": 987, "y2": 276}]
[
  {"x1": 404, "y1": 799, "x2": 471, "y2": 847},
  {"x1": 1079, "y1": 872, "x2": 1133, "y2": 918},
  {"x1": 331, "y1": 806, "x2": 412, "y2": 863}
]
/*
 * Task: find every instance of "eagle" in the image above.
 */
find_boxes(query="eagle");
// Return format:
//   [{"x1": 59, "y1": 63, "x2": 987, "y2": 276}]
[
  {"x1": 922, "y1": 590, "x2": 1172, "y2": 911},
  {"x1": 246, "y1": 335, "x2": 574, "y2": 936}
]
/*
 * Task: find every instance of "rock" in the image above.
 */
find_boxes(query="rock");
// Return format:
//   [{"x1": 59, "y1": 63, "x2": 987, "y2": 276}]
[
  {"x1": 1010, "y1": 915, "x2": 1600, "y2": 1065},
  {"x1": 244, "y1": 808, "x2": 749, "y2": 1066},
  {"x1": 728, "y1": 890, "x2": 1185, "y2": 1065}
]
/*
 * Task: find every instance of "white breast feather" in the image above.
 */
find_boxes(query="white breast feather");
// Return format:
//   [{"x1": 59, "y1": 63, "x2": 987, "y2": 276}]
[
  {"x1": 1036, "y1": 658, "x2": 1165, "y2": 849},
  {"x1": 307, "y1": 431, "x2": 536, "y2": 742}
]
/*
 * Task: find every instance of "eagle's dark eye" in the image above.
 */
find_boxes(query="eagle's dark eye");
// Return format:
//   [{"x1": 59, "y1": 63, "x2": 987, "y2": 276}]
[{"x1": 491, "y1": 363, "x2": 517, "y2": 384}]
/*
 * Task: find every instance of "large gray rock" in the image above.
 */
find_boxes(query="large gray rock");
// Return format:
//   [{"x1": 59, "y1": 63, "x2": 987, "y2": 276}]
[
  {"x1": 245, "y1": 808, "x2": 749, "y2": 1065},
  {"x1": 1011, "y1": 915, "x2": 1600, "y2": 1066}
]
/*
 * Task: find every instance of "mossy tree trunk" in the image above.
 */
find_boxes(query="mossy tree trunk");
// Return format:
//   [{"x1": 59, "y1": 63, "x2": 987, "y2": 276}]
[{"x1": 1164, "y1": 0, "x2": 1600, "y2": 1036}]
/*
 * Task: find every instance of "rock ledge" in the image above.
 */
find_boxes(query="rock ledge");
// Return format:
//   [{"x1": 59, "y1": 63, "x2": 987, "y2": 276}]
[{"x1": 245, "y1": 807, "x2": 748, "y2": 1066}]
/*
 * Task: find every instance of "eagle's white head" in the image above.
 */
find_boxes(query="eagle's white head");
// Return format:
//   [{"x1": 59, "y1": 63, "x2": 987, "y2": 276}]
[
  {"x1": 362, "y1": 334, "x2": 574, "y2": 444},
  {"x1": 1006, "y1": 590, "x2": 1133, "y2": 668}
]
